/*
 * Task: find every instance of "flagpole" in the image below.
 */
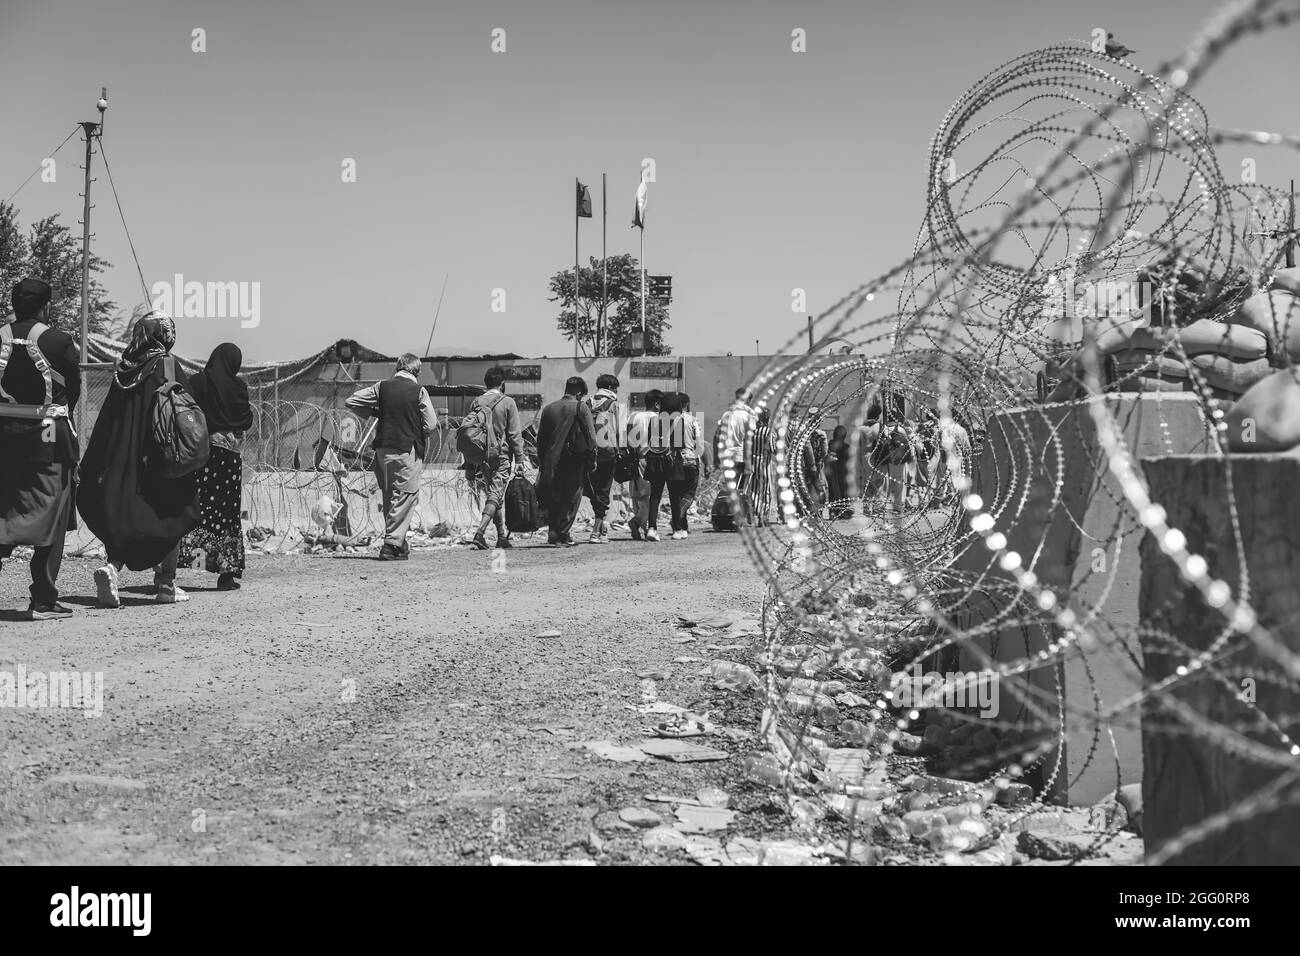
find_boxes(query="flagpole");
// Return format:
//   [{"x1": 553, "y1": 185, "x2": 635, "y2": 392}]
[
  {"x1": 601, "y1": 172, "x2": 607, "y2": 358},
  {"x1": 640, "y1": 221, "x2": 646, "y2": 338},
  {"x1": 575, "y1": 177, "x2": 580, "y2": 358}
]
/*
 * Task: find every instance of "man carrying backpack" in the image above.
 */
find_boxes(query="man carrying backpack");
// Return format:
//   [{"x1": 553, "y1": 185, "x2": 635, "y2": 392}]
[
  {"x1": 346, "y1": 353, "x2": 438, "y2": 561},
  {"x1": 582, "y1": 373, "x2": 621, "y2": 544},
  {"x1": 460, "y1": 367, "x2": 525, "y2": 550},
  {"x1": 0, "y1": 279, "x2": 82, "y2": 620}
]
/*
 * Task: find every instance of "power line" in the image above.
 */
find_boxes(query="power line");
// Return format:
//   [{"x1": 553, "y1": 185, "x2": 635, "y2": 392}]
[
  {"x1": 96, "y1": 136, "x2": 151, "y2": 304},
  {"x1": 3, "y1": 126, "x2": 80, "y2": 204}
]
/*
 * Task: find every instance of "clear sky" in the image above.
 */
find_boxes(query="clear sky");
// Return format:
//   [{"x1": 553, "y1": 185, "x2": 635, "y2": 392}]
[{"x1": 2, "y1": 0, "x2": 1296, "y2": 363}]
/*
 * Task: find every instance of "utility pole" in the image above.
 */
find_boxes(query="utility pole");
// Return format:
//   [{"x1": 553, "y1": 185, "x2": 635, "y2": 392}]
[
  {"x1": 78, "y1": 88, "x2": 108, "y2": 366},
  {"x1": 600, "y1": 172, "x2": 607, "y2": 357}
]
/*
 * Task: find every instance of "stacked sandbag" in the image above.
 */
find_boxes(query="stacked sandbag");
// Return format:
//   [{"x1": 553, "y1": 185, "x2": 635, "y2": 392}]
[
  {"x1": 1044, "y1": 316, "x2": 1269, "y2": 401},
  {"x1": 1229, "y1": 283, "x2": 1300, "y2": 364},
  {"x1": 1225, "y1": 368, "x2": 1300, "y2": 452},
  {"x1": 1222, "y1": 274, "x2": 1300, "y2": 452},
  {"x1": 1272, "y1": 265, "x2": 1300, "y2": 296}
]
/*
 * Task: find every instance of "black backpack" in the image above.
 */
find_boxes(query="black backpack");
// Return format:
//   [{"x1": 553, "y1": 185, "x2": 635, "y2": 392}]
[
  {"x1": 505, "y1": 475, "x2": 541, "y2": 533},
  {"x1": 151, "y1": 356, "x2": 210, "y2": 479},
  {"x1": 710, "y1": 489, "x2": 736, "y2": 531}
]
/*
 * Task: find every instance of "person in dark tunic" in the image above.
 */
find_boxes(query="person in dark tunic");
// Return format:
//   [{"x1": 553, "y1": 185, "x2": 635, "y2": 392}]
[
  {"x1": 78, "y1": 312, "x2": 201, "y2": 607},
  {"x1": 535, "y1": 376, "x2": 596, "y2": 546},
  {"x1": 179, "y1": 343, "x2": 253, "y2": 591},
  {"x1": 0, "y1": 278, "x2": 81, "y2": 620},
  {"x1": 826, "y1": 424, "x2": 854, "y2": 520}
]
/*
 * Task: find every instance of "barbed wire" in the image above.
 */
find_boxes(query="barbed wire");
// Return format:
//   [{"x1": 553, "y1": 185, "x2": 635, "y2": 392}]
[{"x1": 722, "y1": 3, "x2": 1300, "y2": 864}]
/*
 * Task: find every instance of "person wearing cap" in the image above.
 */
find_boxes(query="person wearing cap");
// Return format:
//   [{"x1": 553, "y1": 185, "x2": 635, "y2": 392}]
[{"x1": 0, "y1": 278, "x2": 82, "y2": 620}]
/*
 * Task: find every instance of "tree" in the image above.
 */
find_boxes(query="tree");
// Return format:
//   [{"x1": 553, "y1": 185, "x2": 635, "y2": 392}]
[
  {"x1": 549, "y1": 252, "x2": 671, "y2": 356},
  {"x1": 23, "y1": 214, "x2": 115, "y2": 334},
  {"x1": 0, "y1": 202, "x2": 30, "y2": 319},
  {"x1": 608, "y1": 295, "x2": 671, "y2": 356}
]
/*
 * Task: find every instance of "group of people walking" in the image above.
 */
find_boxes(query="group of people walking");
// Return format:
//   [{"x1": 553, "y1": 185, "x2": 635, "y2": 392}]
[
  {"x1": 4, "y1": 282, "x2": 964, "y2": 620},
  {"x1": 0, "y1": 278, "x2": 251, "y2": 620},
  {"x1": 712, "y1": 390, "x2": 847, "y2": 525},
  {"x1": 455, "y1": 372, "x2": 713, "y2": 548}
]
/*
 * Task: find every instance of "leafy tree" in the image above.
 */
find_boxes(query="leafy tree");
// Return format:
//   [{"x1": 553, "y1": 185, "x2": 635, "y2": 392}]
[
  {"x1": 549, "y1": 252, "x2": 671, "y2": 356},
  {"x1": 0, "y1": 201, "x2": 30, "y2": 319},
  {"x1": 608, "y1": 295, "x2": 670, "y2": 356},
  {"x1": 22, "y1": 214, "x2": 115, "y2": 334}
]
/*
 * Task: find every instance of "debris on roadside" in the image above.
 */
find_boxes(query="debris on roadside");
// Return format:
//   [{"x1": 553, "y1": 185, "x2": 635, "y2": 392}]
[{"x1": 637, "y1": 738, "x2": 730, "y2": 762}]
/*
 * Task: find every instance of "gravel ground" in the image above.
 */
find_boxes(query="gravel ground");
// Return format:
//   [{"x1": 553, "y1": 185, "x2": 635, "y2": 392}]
[{"x1": 0, "y1": 530, "x2": 769, "y2": 865}]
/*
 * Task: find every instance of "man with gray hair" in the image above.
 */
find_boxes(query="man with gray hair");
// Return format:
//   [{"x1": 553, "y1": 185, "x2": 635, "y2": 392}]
[{"x1": 346, "y1": 352, "x2": 437, "y2": 560}]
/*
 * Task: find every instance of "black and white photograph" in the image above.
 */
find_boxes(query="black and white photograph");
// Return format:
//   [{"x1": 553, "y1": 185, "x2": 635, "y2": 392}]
[{"x1": 1, "y1": 0, "x2": 1297, "y2": 934}]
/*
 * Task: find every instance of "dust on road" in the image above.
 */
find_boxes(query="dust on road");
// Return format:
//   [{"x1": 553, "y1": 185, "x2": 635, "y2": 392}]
[{"x1": 0, "y1": 531, "x2": 764, "y2": 864}]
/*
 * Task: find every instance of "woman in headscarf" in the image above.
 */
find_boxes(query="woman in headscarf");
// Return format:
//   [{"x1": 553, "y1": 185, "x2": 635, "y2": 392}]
[
  {"x1": 825, "y1": 424, "x2": 854, "y2": 520},
  {"x1": 79, "y1": 312, "x2": 201, "y2": 606},
  {"x1": 179, "y1": 343, "x2": 253, "y2": 590}
]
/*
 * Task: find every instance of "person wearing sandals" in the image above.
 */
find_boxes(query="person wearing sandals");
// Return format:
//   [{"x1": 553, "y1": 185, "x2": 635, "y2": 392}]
[
  {"x1": 179, "y1": 343, "x2": 253, "y2": 590},
  {"x1": 79, "y1": 312, "x2": 201, "y2": 606}
]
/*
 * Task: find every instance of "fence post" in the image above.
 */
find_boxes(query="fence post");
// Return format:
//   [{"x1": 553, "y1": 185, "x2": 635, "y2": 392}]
[{"x1": 272, "y1": 364, "x2": 280, "y2": 467}]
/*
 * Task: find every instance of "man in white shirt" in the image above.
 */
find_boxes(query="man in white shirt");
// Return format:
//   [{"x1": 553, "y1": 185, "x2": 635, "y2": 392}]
[{"x1": 713, "y1": 388, "x2": 756, "y2": 520}]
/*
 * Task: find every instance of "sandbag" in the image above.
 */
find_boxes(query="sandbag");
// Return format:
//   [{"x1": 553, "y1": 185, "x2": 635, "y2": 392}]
[
  {"x1": 1130, "y1": 319, "x2": 1268, "y2": 360},
  {"x1": 1094, "y1": 314, "x2": 1147, "y2": 355},
  {"x1": 1225, "y1": 369, "x2": 1300, "y2": 452},
  {"x1": 1230, "y1": 289, "x2": 1300, "y2": 362},
  {"x1": 1111, "y1": 351, "x2": 1189, "y2": 377},
  {"x1": 1188, "y1": 354, "x2": 1273, "y2": 395},
  {"x1": 1271, "y1": 266, "x2": 1300, "y2": 296}
]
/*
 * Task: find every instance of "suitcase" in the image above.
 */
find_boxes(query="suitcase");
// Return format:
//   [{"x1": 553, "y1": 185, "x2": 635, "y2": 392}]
[
  {"x1": 710, "y1": 488, "x2": 736, "y2": 531},
  {"x1": 505, "y1": 475, "x2": 541, "y2": 533}
]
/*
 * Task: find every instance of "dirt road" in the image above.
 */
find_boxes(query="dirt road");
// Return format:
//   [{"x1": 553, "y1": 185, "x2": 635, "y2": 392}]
[{"x1": 0, "y1": 531, "x2": 766, "y2": 865}]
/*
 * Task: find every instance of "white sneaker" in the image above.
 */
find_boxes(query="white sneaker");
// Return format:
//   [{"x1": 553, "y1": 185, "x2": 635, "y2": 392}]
[
  {"x1": 671, "y1": 530, "x2": 687, "y2": 540},
  {"x1": 94, "y1": 566, "x2": 121, "y2": 609},
  {"x1": 645, "y1": 528, "x2": 660, "y2": 542},
  {"x1": 156, "y1": 585, "x2": 190, "y2": 604}
]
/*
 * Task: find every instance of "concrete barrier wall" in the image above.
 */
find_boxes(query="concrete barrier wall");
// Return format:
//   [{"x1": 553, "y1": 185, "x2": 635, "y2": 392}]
[
  {"x1": 1139, "y1": 454, "x2": 1300, "y2": 864},
  {"x1": 295, "y1": 353, "x2": 873, "y2": 439},
  {"x1": 954, "y1": 393, "x2": 1214, "y2": 804}
]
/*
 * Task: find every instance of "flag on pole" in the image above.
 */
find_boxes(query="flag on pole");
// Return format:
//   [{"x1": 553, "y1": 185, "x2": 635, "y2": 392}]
[
  {"x1": 633, "y1": 180, "x2": 648, "y2": 228},
  {"x1": 577, "y1": 181, "x2": 592, "y2": 218}
]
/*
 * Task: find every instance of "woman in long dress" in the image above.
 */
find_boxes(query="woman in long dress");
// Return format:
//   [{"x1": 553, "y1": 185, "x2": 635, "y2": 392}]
[
  {"x1": 825, "y1": 424, "x2": 854, "y2": 520},
  {"x1": 180, "y1": 343, "x2": 253, "y2": 590},
  {"x1": 79, "y1": 313, "x2": 201, "y2": 606},
  {"x1": 748, "y1": 408, "x2": 774, "y2": 524}
]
